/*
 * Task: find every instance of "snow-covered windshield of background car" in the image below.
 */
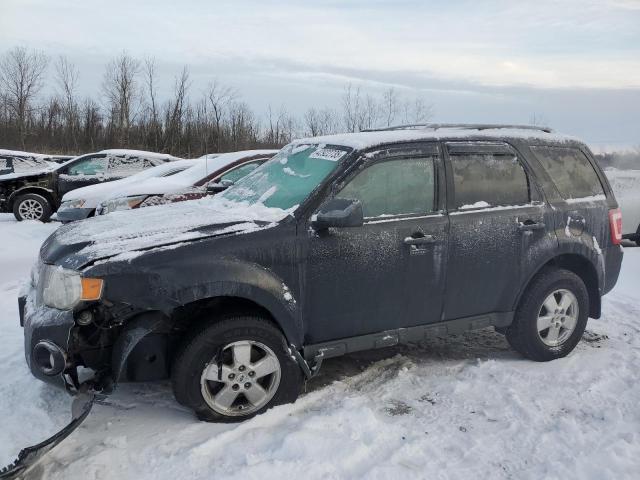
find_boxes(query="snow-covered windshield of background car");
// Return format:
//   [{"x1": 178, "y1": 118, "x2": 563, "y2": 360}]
[
  {"x1": 11, "y1": 156, "x2": 50, "y2": 173},
  {"x1": 220, "y1": 143, "x2": 351, "y2": 210}
]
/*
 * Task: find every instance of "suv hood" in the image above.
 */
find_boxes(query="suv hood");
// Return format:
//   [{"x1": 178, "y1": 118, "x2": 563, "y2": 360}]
[{"x1": 41, "y1": 197, "x2": 292, "y2": 269}]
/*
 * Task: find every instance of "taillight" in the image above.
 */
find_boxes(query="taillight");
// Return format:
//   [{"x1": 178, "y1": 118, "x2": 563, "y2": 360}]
[{"x1": 609, "y1": 208, "x2": 622, "y2": 245}]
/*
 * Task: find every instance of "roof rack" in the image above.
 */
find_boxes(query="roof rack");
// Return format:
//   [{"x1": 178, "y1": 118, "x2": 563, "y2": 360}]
[{"x1": 362, "y1": 123, "x2": 554, "y2": 134}]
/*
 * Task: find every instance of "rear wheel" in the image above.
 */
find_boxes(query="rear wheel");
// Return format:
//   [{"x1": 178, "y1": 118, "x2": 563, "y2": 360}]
[
  {"x1": 171, "y1": 315, "x2": 303, "y2": 422},
  {"x1": 506, "y1": 268, "x2": 589, "y2": 361},
  {"x1": 12, "y1": 193, "x2": 52, "y2": 222}
]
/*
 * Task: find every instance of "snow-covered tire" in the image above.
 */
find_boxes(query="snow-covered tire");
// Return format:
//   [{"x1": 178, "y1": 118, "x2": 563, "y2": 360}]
[
  {"x1": 506, "y1": 268, "x2": 589, "y2": 362},
  {"x1": 171, "y1": 315, "x2": 303, "y2": 422},
  {"x1": 12, "y1": 193, "x2": 52, "y2": 222}
]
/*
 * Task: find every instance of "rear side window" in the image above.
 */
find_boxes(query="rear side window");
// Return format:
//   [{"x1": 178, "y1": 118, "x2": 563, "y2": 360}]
[
  {"x1": 0, "y1": 158, "x2": 12, "y2": 175},
  {"x1": 337, "y1": 157, "x2": 436, "y2": 218},
  {"x1": 12, "y1": 156, "x2": 49, "y2": 173},
  {"x1": 449, "y1": 152, "x2": 529, "y2": 209},
  {"x1": 107, "y1": 155, "x2": 145, "y2": 176},
  {"x1": 531, "y1": 146, "x2": 604, "y2": 199}
]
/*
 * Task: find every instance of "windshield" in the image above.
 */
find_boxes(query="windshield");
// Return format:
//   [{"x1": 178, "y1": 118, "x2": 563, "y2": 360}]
[{"x1": 220, "y1": 143, "x2": 351, "y2": 210}]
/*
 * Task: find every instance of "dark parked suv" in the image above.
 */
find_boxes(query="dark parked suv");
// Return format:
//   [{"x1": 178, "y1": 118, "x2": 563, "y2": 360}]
[
  {"x1": 0, "y1": 149, "x2": 179, "y2": 221},
  {"x1": 20, "y1": 124, "x2": 623, "y2": 422}
]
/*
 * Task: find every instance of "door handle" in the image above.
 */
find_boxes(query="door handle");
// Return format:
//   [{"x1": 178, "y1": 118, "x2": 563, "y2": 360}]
[
  {"x1": 517, "y1": 221, "x2": 546, "y2": 232},
  {"x1": 404, "y1": 234, "x2": 436, "y2": 246}
]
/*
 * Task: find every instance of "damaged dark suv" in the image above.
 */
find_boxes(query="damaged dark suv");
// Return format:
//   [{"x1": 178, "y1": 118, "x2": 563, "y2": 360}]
[{"x1": 20, "y1": 124, "x2": 623, "y2": 422}]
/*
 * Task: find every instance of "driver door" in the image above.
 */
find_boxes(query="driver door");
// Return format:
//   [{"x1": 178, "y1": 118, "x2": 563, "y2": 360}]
[{"x1": 301, "y1": 143, "x2": 449, "y2": 344}]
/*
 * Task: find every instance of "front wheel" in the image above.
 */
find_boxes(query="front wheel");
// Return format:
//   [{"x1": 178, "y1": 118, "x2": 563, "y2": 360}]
[
  {"x1": 13, "y1": 193, "x2": 52, "y2": 222},
  {"x1": 506, "y1": 268, "x2": 589, "y2": 361},
  {"x1": 171, "y1": 316, "x2": 303, "y2": 422}
]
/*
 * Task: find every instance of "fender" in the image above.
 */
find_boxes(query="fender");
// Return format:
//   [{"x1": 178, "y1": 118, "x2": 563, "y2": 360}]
[
  {"x1": 512, "y1": 237, "x2": 603, "y2": 317},
  {"x1": 8, "y1": 185, "x2": 56, "y2": 207},
  {"x1": 88, "y1": 255, "x2": 303, "y2": 346}
]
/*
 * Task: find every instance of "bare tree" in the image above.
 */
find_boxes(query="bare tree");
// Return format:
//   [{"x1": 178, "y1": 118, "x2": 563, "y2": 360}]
[
  {"x1": 401, "y1": 98, "x2": 433, "y2": 124},
  {"x1": 163, "y1": 66, "x2": 190, "y2": 151},
  {"x1": 142, "y1": 57, "x2": 162, "y2": 151},
  {"x1": 0, "y1": 47, "x2": 49, "y2": 148},
  {"x1": 55, "y1": 56, "x2": 80, "y2": 150},
  {"x1": 303, "y1": 107, "x2": 339, "y2": 136},
  {"x1": 102, "y1": 52, "x2": 140, "y2": 145},
  {"x1": 205, "y1": 80, "x2": 236, "y2": 152},
  {"x1": 529, "y1": 112, "x2": 549, "y2": 127},
  {"x1": 381, "y1": 87, "x2": 399, "y2": 127},
  {"x1": 265, "y1": 105, "x2": 297, "y2": 146},
  {"x1": 361, "y1": 94, "x2": 380, "y2": 130},
  {"x1": 342, "y1": 84, "x2": 364, "y2": 133}
]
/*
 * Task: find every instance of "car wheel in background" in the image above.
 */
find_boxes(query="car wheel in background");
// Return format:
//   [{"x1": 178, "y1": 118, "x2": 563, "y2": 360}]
[
  {"x1": 171, "y1": 315, "x2": 303, "y2": 422},
  {"x1": 506, "y1": 268, "x2": 589, "y2": 362},
  {"x1": 12, "y1": 193, "x2": 53, "y2": 222}
]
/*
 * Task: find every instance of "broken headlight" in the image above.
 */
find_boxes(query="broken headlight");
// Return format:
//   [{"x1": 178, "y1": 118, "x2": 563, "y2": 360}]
[
  {"x1": 41, "y1": 266, "x2": 103, "y2": 310},
  {"x1": 100, "y1": 195, "x2": 148, "y2": 215}
]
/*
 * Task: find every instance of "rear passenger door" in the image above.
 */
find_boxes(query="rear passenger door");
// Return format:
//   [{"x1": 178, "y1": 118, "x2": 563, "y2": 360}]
[
  {"x1": 529, "y1": 145, "x2": 610, "y2": 258},
  {"x1": 443, "y1": 142, "x2": 550, "y2": 321}
]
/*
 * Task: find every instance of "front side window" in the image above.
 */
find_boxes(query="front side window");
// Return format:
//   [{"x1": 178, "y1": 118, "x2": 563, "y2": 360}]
[
  {"x1": 221, "y1": 144, "x2": 350, "y2": 210},
  {"x1": 66, "y1": 155, "x2": 107, "y2": 176},
  {"x1": 531, "y1": 146, "x2": 604, "y2": 199},
  {"x1": 218, "y1": 160, "x2": 265, "y2": 184},
  {"x1": 336, "y1": 157, "x2": 436, "y2": 218},
  {"x1": 449, "y1": 152, "x2": 529, "y2": 208}
]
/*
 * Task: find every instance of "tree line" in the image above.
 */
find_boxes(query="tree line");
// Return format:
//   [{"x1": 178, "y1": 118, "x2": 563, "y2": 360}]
[{"x1": 0, "y1": 47, "x2": 433, "y2": 157}]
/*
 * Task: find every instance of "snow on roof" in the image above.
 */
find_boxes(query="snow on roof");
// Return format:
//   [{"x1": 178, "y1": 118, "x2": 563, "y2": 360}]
[
  {"x1": 0, "y1": 148, "x2": 50, "y2": 158},
  {"x1": 98, "y1": 149, "x2": 183, "y2": 160},
  {"x1": 291, "y1": 126, "x2": 583, "y2": 151}
]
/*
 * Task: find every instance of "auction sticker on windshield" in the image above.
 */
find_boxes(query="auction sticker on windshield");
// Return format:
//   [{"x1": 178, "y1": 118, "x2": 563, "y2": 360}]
[{"x1": 309, "y1": 147, "x2": 347, "y2": 162}]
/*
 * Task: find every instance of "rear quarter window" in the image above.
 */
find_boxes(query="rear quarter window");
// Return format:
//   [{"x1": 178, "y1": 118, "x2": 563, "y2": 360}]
[
  {"x1": 0, "y1": 157, "x2": 12, "y2": 175},
  {"x1": 530, "y1": 146, "x2": 604, "y2": 199},
  {"x1": 449, "y1": 152, "x2": 530, "y2": 209}
]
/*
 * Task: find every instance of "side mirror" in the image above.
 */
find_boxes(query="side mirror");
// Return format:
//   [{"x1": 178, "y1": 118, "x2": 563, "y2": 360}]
[
  {"x1": 96, "y1": 171, "x2": 106, "y2": 180},
  {"x1": 312, "y1": 198, "x2": 364, "y2": 231},
  {"x1": 206, "y1": 179, "x2": 234, "y2": 194}
]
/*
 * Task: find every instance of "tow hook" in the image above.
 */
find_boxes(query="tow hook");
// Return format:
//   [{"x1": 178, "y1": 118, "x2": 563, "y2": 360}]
[
  {"x1": 0, "y1": 384, "x2": 98, "y2": 479},
  {"x1": 290, "y1": 345, "x2": 324, "y2": 379}
]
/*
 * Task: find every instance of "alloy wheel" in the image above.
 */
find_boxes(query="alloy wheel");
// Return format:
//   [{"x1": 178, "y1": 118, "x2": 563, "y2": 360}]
[
  {"x1": 536, "y1": 289, "x2": 579, "y2": 347},
  {"x1": 18, "y1": 199, "x2": 44, "y2": 220},
  {"x1": 200, "y1": 340, "x2": 281, "y2": 416}
]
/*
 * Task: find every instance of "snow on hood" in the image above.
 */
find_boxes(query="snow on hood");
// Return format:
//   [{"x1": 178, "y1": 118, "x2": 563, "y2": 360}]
[
  {"x1": 44, "y1": 196, "x2": 292, "y2": 268},
  {"x1": 61, "y1": 159, "x2": 198, "y2": 207}
]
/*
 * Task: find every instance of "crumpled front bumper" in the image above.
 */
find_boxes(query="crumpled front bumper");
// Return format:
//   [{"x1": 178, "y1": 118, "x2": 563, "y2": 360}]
[{"x1": 20, "y1": 290, "x2": 75, "y2": 391}]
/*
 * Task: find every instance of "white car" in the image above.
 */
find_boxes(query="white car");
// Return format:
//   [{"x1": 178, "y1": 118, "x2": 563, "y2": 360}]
[
  {"x1": 96, "y1": 150, "x2": 278, "y2": 215},
  {"x1": 606, "y1": 168, "x2": 640, "y2": 245},
  {"x1": 57, "y1": 159, "x2": 198, "y2": 222}
]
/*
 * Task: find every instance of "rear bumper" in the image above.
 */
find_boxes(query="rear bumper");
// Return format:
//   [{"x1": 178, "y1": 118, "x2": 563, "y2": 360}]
[
  {"x1": 21, "y1": 291, "x2": 75, "y2": 391},
  {"x1": 603, "y1": 245, "x2": 624, "y2": 295},
  {"x1": 56, "y1": 207, "x2": 94, "y2": 223}
]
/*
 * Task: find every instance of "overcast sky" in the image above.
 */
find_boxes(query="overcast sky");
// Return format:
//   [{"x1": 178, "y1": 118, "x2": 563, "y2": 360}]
[{"x1": 1, "y1": 0, "x2": 639, "y2": 149}]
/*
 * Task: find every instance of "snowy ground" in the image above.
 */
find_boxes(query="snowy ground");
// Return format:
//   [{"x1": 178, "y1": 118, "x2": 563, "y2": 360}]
[{"x1": 0, "y1": 213, "x2": 638, "y2": 479}]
